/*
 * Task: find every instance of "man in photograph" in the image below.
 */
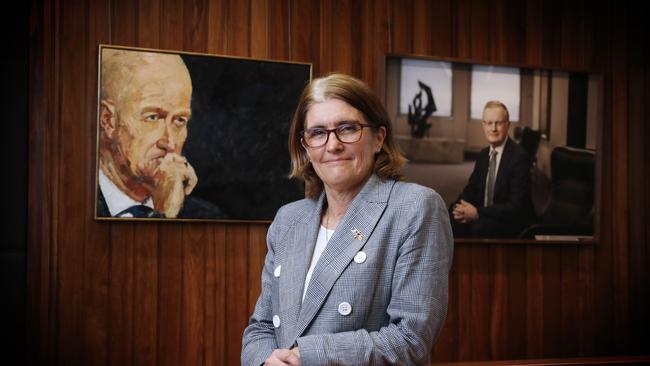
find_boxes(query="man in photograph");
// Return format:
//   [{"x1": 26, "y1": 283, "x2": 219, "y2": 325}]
[
  {"x1": 96, "y1": 48, "x2": 222, "y2": 219},
  {"x1": 450, "y1": 100, "x2": 533, "y2": 237}
]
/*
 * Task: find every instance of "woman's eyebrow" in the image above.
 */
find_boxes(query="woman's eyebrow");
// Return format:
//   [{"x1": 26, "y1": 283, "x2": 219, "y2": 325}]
[{"x1": 306, "y1": 119, "x2": 361, "y2": 129}]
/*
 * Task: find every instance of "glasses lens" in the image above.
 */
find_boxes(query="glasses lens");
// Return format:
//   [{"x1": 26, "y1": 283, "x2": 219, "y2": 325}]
[
  {"x1": 336, "y1": 124, "x2": 363, "y2": 143},
  {"x1": 304, "y1": 128, "x2": 327, "y2": 147}
]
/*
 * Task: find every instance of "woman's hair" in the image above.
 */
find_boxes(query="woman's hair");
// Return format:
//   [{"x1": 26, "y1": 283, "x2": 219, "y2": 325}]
[{"x1": 288, "y1": 73, "x2": 406, "y2": 198}]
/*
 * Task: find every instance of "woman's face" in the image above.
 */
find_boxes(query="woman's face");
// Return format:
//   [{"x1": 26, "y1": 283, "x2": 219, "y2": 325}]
[{"x1": 303, "y1": 98, "x2": 385, "y2": 195}]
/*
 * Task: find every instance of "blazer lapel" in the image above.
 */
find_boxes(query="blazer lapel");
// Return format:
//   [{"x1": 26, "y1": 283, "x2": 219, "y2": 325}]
[
  {"x1": 494, "y1": 138, "x2": 514, "y2": 195},
  {"x1": 291, "y1": 175, "x2": 394, "y2": 341},
  {"x1": 278, "y1": 194, "x2": 324, "y2": 341}
]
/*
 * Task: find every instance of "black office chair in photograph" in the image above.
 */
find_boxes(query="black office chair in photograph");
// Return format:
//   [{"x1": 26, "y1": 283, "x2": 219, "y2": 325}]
[
  {"x1": 519, "y1": 146, "x2": 595, "y2": 239},
  {"x1": 519, "y1": 127, "x2": 542, "y2": 168}
]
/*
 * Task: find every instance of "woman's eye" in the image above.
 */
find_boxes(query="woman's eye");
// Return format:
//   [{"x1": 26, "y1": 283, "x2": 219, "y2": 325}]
[
  {"x1": 309, "y1": 129, "x2": 326, "y2": 137},
  {"x1": 338, "y1": 124, "x2": 358, "y2": 133}
]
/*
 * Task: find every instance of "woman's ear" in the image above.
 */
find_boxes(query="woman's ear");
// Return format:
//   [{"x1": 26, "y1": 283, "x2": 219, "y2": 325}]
[{"x1": 375, "y1": 126, "x2": 387, "y2": 152}]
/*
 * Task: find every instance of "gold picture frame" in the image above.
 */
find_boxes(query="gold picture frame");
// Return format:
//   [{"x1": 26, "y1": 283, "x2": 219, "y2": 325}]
[{"x1": 94, "y1": 45, "x2": 312, "y2": 222}]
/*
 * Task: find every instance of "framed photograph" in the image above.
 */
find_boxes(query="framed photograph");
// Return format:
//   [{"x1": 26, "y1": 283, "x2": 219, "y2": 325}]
[
  {"x1": 383, "y1": 54, "x2": 602, "y2": 242},
  {"x1": 95, "y1": 45, "x2": 312, "y2": 222}
]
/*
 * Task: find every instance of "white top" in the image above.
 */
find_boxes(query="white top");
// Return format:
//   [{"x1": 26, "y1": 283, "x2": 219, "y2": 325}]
[
  {"x1": 98, "y1": 169, "x2": 154, "y2": 217},
  {"x1": 484, "y1": 139, "x2": 507, "y2": 206},
  {"x1": 302, "y1": 225, "x2": 334, "y2": 302}
]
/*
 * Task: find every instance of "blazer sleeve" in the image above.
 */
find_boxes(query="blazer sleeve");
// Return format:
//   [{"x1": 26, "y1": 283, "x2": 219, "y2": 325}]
[
  {"x1": 296, "y1": 189, "x2": 454, "y2": 366},
  {"x1": 241, "y1": 208, "x2": 283, "y2": 366}
]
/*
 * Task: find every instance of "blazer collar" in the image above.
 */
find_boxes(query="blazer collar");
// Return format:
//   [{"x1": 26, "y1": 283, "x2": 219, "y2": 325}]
[
  {"x1": 286, "y1": 174, "x2": 394, "y2": 342},
  {"x1": 278, "y1": 190, "x2": 325, "y2": 339}
]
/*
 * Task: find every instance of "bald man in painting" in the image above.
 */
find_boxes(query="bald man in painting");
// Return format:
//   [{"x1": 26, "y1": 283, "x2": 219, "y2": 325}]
[{"x1": 96, "y1": 48, "x2": 222, "y2": 219}]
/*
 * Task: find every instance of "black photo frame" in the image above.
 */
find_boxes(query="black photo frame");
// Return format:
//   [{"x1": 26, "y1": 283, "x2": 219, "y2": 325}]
[{"x1": 383, "y1": 54, "x2": 602, "y2": 243}]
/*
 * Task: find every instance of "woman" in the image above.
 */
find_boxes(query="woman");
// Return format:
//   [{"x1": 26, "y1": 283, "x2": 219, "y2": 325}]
[{"x1": 242, "y1": 73, "x2": 453, "y2": 366}]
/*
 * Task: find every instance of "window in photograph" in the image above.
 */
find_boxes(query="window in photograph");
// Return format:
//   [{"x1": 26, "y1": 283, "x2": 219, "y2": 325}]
[
  {"x1": 470, "y1": 65, "x2": 520, "y2": 121},
  {"x1": 400, "y1": 59, "x2": 453, "y2": 116}
]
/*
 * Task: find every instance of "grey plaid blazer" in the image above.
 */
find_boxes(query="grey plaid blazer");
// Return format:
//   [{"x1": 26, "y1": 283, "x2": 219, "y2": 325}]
[{"x1": 242, "y1": 174, "x2": 453, "y2": 366}]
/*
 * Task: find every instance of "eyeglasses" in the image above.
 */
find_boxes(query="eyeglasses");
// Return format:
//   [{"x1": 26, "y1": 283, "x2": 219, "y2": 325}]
[
  {"x1": 301, "y1": 123, "x2": 374, "y2": 148},
  {"x1": 482, "y1": 120, "x2": 508, "y2": 128}
]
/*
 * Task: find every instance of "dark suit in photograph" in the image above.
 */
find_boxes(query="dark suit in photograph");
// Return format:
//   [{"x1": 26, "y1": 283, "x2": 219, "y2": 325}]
[{"x1": 451, "y1": 138, "x2": 534, "y2": 238}]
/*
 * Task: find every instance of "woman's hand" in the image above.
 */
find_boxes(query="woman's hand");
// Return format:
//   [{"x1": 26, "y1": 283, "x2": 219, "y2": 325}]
[{"x1": 264, "y1": 348, "x2": 300, "y2": 366}]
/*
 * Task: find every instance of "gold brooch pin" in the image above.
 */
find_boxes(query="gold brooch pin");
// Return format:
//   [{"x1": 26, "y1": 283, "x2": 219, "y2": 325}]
[{"x1": 351, "y1": 227, "x2": 364, "y2": 241}]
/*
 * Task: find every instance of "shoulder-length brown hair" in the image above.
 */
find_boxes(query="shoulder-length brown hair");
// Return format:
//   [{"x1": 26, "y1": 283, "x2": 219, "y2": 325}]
[{"x1": 288, "y1": 73, "x2": 406, "y2": 198}]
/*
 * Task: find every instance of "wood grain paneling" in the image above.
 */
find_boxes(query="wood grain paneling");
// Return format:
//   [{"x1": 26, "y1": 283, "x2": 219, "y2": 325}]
[
  {"x1": 626, "y1": 3, "x2": 649, "y2": 355},
  {"x1": 390, "y1": 0, "x2": 413, "y2": 55},
  {"x1": 26, "y1": 1, "x2": 649, "y2": 365},
  {"x1": 291, "y1": 0, "x2": 320, "y2": 66},
  {"x1": 268, "y1": 0, "x2": 289, "y2": 61}
]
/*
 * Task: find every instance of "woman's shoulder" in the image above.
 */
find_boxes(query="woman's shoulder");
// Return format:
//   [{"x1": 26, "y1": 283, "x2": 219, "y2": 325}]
[{"x1": 272, "y1": 196, "x2": 319, "y2": 225}]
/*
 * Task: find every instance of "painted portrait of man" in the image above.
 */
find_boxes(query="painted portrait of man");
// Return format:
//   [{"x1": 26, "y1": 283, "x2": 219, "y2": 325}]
[
  {"x1": 97, "y1": 48, "x2": 223, "y2": 219},
  {"x1": 95, "y1": 46, "x2": 310, "y2": 221}
]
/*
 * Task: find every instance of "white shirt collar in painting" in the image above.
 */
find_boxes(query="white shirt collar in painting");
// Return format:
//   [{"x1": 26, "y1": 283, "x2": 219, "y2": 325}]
[{"x1": 98, "y1": 169, "x2": 154, "y2": 217}]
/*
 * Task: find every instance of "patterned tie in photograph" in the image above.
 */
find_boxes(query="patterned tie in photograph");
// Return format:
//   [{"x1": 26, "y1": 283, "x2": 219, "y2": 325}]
[{"x1": 486, "y1": 150, "x2": 497, "y2": 206}]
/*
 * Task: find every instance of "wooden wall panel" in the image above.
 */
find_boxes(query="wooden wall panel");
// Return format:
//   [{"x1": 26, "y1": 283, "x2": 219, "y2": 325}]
[
  {"x1": 26, "y1": 0, "x2": 649, "y2": 365},
  {"x1": 359, "y1": 0, "x2": 389, "y2": 89},
  {"x1": 225, "y1": 225, "x2": 249, "y2": 365},
  {"x1": 429, "y1": 0, "x2": 453, "y2": 57},
  {"x1": 627, "y1": 2, "x2": 649, "y2": 354},
  {"x1": 206, "y1": 0, "x2": 227, "y2": 53},
  {"x1": 157, "y1": 225, "x2": 183, "y2": 366},
  {"x1": 390, "y1": 0, "x2": 413, "y2": 55},
  {"x1": 84, "y1": 0, "x2": 111, "y2": 365},
  {"x1": 250, "y1": 0, "x2": 269, "y2": 59},
  {"x1": 524, "y1": 244, "x2": 543, "y2": 358},
  {"x1": 412, "y1": 0, "x2": 433, "y2": 55},
  {"x1": 212, "y1": 225, "x2": 227, "y2": 365},
  {"x1": 609, "y1": 2, "x2": 631, "y2": 354},
  {"x1": 180, "y1": 224, "x2": 207, "y2": 366},
  {"x1": 291, "y1": 0, "x2": 320, "y2": 66},
  {"x1": 57, "y1": 1, "x2": 88, "y2": 365},
  {"x1": 133, "y1": 223, "x2": 159, "y2": 366}
]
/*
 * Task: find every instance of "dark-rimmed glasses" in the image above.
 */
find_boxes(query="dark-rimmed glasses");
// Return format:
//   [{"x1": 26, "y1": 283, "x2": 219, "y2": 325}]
[{"x1": 301, "y1": 123, "x2": 375, "y2": 148}]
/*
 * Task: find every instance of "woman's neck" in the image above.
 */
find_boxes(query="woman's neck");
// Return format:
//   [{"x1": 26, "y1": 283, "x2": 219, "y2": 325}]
[{"x1": 322, "y1": 184, "x2": 363, "y2": 230}]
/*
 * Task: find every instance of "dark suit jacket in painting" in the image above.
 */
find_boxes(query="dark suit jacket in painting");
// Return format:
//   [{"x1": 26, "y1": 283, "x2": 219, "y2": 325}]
[
  {"x1": 452, "y1": 138, "x2": 534, "y2": 238},
  {"x1": 241, "y1": 174, "x2": 454, "y2": 366},
  {"x1": 96, "y1": 187, "x2": 225, "y2": 219}
]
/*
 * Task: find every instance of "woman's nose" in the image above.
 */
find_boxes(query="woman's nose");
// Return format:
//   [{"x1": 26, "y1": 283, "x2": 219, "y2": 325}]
[{"x1": 325, "y1": 131, "x2": 343, "y2": 152}]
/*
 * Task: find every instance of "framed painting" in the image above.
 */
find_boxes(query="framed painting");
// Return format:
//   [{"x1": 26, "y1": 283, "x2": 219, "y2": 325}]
[
  {"x1": 383, "y1": 54, "x2": 602, "y2": 243},
  {"x1": 94, "y1": 45, "x2": 312, "y2": 222}
]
